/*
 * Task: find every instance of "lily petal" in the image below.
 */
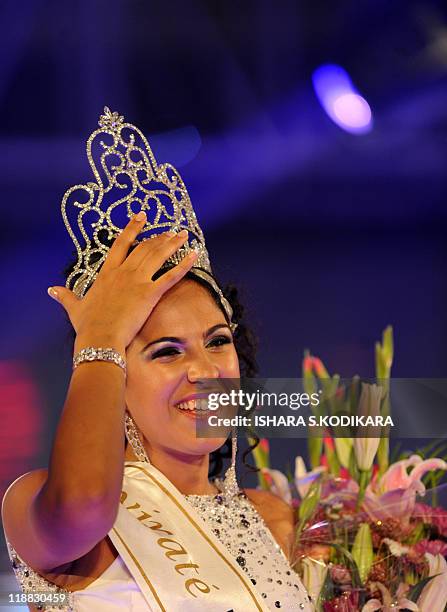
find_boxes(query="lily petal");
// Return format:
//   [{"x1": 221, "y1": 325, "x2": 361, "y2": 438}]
[
  {"x1": 334, "y1": 437, "x2": 353, "y2": 469},
  {"x1": 378, "y1": 455, "x2": 421, "y2": 493},
  {"x1": 301, "y1": 557, "x2": 328, "y2": 603},
  {"x1": 398, "y1": 598, "x2": 419, "y2": 611},
  {"x1": 409, "y1": 458, "x2": 447, "y2": 486},
  {"x1": 294, "y1": 456, "x2": 326, "y2": 499},
  {"x1": 417, "y1": 553, "x2": 447, "y2": 610},
  {"x1": 261, "y1": 467, "x2": 292, "y2": 504},
  {"x1": 361, "y1": 599, "x2": 383, "y2": 612},
  {"x1": 426, "y1": 552, "x2": 447, "y2": 575},
  {"x1": 363, "y1": 482, "x2": 420, "y2": 522},
  {"x1": 353, "y1": 437, "x2": 380, "y2": 471}
]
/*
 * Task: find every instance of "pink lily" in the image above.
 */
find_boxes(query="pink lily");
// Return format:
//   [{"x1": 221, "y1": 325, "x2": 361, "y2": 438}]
[
  {"x1": 321, "y1": 477, "x2": 359, "y2": 509},
  {"x1": 377, "y1": 455, "x2": 447, "y2": 495},
  {"x1": 417, "y1": 553, "x2": 447, "y2": 610},
  {"x1": 362, "y1": 455, "x2": 447, "y2": 522},
  {"x1": 362, "y1": 582, "x2": 418, "y2": 611},
  {"x1": 362, "y1": 482, "x2": 422, "y2": 523}
]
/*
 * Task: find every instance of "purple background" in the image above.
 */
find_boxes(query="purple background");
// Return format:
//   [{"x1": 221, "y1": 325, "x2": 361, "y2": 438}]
[{"x1": 1, "y1": 0, "x2": 447, "y2": 573}]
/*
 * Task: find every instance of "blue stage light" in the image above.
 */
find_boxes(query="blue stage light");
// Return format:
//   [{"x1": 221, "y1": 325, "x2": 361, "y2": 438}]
[{"x1": 312, "y1": 64, "x2": 373, "y2": 134}]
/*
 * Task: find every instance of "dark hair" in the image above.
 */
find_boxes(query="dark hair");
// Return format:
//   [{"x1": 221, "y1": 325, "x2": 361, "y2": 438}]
[{"x1": 63, "y1": 241, "x2": 261, "y2": 480}]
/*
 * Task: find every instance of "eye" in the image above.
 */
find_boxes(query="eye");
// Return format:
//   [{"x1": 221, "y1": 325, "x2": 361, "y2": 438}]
[
  {"x1": 207, "y1": 335, "x2": 232, "y2": 348},
  {"x1": 151, "y1": 346, "x2": 181, "y2": 359}
]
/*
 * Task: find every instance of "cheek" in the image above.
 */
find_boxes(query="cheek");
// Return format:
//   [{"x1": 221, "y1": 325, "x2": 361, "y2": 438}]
[
  {"x1": 225, "y1": 348, "x2": 241, "y2": 377},
  {"x1": 126, "y1": 363, "x2": 168, "y2": 411}
]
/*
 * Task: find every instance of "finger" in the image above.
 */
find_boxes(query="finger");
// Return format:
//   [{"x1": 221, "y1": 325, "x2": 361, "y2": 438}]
[
  {"x1": 47, "y1": 286, "x2": 80, "y2": 313},
  {"x1": 101, "y1": 211, "x2": 147, "y2": 272},
  {"x1": 152, "y1": 250, "x2": 199, "y2": 294},
  {"x1": 137, "y1": 231, "x2": 190, "y2": 277},
  {"x1": 122, "y1": 230, "x2": 176, "y2": 270}
]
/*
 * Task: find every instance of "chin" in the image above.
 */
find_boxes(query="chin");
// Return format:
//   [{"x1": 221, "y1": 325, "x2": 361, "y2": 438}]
[{"x1": 184, "y1": 436, "x2": 227, "y2": 456}]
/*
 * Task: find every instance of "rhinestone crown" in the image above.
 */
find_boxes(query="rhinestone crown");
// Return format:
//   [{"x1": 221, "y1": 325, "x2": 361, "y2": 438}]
[{"x1": 62, "y1": 107, "x2": 212, "y2": 298}]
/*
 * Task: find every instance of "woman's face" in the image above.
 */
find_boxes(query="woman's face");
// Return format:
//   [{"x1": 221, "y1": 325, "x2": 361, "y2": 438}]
[{"x1": 125, "y1": 278, "x2": 240, "y2": 458}]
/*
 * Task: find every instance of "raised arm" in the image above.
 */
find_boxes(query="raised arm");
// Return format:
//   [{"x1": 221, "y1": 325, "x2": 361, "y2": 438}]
[{"x1": 2, "y1": 214, "x2": 197, "y2": 572}]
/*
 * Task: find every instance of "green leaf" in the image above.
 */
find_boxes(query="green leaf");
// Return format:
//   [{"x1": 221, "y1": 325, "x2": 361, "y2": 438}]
[
  {"x1": 390, "y1": 441, "x2": 402, "y2": 463},
  {"x1": 404, "y1": 521, "x2": 426, "y2": 545},
  {"x1": 351, "y1": 523, "x2": 373, "y2": 584},
  {"x1": 375, "y1": 326, "x2": 394, "y2": 379},
  {"x1": 318, "y1": 570, "x2": 336, "y2": 605},
  {"x1": 308, "y1": 435, "x2": 324, "y2": 470},
  {"x1": 407, "y1": 574, "x2": 439, "y2": 603},
  {"x1": 324, "y1": 438, "x2": 341, "y2": 476},
  {"x1": 348, "y1": 446, "x2": 360, "y2": 482},
  {"x1": 298, "y1": 480, "x2": 321, "y2": 523}
]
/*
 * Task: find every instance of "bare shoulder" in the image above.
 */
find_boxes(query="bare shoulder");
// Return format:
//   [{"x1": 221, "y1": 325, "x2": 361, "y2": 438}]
[{"x1": 243, "y1": 488, "x2": 294, "y2": 524}]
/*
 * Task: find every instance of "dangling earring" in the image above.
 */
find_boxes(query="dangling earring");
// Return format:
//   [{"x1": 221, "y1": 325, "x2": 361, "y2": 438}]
[
  {"x1": 222, "y1": 429, "x2": 239, "y2": 497},
  {"x1": 124, "y1": 411, "x2": 150, "y2": 463}
]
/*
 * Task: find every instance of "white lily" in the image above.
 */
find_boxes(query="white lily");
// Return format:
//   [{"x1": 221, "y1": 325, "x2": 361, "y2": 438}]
[
  {"x1": 353, "y1": 383, "x2": 383, "y2": 471},
  {"x1": 417, "y1": 553, "x2": 447, "y2": 610},
  {"x1": 382, "y1": 538, "x2": 410, "y2": 557},
  {"x1": 301, "y1": 556, "x2": 327, "y2": 608},
  {"x1": 261, "y1": 467, "x2": 292, "y2": 504},
  {"x1": 295, "y1": 456, "x2": 326, "y2": 499},
  {"x1": 334, "y1": 437, "x2": 353, "y2": 469}
]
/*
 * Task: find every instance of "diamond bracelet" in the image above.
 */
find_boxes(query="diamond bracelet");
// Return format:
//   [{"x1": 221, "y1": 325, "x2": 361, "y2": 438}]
[{"x1": 72, "y1": 347, "x2": 127, "y2": 377}]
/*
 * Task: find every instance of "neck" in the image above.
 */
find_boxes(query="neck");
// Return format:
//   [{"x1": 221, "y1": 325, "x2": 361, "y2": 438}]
[{"x1": 125, "y1": 442, "x2": 218, "y2": 495}]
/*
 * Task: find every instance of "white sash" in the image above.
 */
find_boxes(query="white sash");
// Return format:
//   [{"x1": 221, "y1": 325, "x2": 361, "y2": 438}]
[{"x1": 108, "y1": 461, "x2": 270, "y2": 612}]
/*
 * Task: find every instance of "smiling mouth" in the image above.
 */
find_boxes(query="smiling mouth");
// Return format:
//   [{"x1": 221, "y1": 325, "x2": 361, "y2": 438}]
[{"x1": 175, "y1": 398, "x2": 211, "y2": 418}]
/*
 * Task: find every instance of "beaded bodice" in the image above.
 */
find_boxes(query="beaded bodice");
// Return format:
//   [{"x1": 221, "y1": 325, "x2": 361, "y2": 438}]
[
  {"x1": 5, "y1": 489, "x2": 312, "y2": 611},
  {"x1": 184, "y1": 490, "x2": 311, "y2": 611}
]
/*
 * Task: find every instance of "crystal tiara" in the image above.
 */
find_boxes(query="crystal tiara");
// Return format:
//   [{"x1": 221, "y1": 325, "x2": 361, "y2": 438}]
[{"x1": 61, "y1": 107, "x2": 235, "y2": 328}]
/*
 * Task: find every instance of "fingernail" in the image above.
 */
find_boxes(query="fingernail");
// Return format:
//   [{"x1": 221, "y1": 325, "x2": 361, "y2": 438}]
[
  {"x1": 176, "y1": 229, "x2": 188, "y2": 238},
  {"x1": 47, "y1": 287, "x2": 59, "y2": 301},
  {"x1": 135, "y1": 211, "x2": 146, "y2": 221}
]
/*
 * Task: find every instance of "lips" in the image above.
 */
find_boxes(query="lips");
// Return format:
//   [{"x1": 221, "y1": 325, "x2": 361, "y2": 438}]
[
  {"x1": 174, "y1": 398, "x2": 211, "y2": 420},
  {"x1": 176, "y1": 398, "x2": 210, "y2": 411}
]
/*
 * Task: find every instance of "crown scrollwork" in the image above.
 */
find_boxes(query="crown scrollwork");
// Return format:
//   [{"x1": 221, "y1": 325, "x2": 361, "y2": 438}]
[{"x1": 62, "y1": 107, "x2": 211, "y2": 298}]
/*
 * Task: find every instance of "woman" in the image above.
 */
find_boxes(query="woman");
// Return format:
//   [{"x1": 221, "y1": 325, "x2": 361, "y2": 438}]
[{"x1": 2, "y1": 109, "x2": 312, "y2": 611}]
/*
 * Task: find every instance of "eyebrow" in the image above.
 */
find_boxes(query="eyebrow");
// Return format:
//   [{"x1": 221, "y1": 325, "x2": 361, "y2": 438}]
[{"x1": 140, "y1": 324, "x2": 231, "y2": 353}]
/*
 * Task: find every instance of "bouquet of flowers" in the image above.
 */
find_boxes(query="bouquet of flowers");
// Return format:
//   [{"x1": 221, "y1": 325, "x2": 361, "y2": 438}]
[{"x1": 252, "y1": 328, "x2": 447, "y2": 611}]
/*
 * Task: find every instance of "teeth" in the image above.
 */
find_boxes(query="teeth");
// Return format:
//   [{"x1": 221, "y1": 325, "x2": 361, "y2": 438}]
[
  {"x1": 196, "y1": 399, "x2": 210, "y2": 411},
  {"x1": 176, "y1": 399, "x2": 209, "y2": 411}
]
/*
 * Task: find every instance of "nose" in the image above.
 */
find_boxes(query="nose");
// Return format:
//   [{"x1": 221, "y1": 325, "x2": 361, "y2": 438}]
[{"x1": 187, "y1": 351, "x2": 219, "y2": 383}]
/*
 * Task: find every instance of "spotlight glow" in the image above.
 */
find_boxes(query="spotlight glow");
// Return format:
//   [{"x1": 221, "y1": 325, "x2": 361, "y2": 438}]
[
  {"x1": 312, "y1": 64, "x2": 373, "y2": 134},
  {"x1": 333, "y1": 93, "x2": 372, "y2": 129}
]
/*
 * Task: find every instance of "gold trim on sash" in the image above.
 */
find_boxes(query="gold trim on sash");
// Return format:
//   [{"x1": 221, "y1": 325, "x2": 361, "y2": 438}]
[
  {"x1": 112, "y1": 526, "x2": 166, "y2": 611},
  {"x1": 132, "y1": 464, "x2": 263, "y2": 611}
]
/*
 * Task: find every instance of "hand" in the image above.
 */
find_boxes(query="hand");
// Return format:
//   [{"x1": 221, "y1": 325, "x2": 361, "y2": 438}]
[{"x1": 48, "y1": 213, "x2": 198, "y2": 350}]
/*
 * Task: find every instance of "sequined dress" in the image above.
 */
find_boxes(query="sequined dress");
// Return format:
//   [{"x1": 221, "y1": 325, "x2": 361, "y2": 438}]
[{"x1": 5, "y1": 488, "x2": 312, "y2": 611}]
